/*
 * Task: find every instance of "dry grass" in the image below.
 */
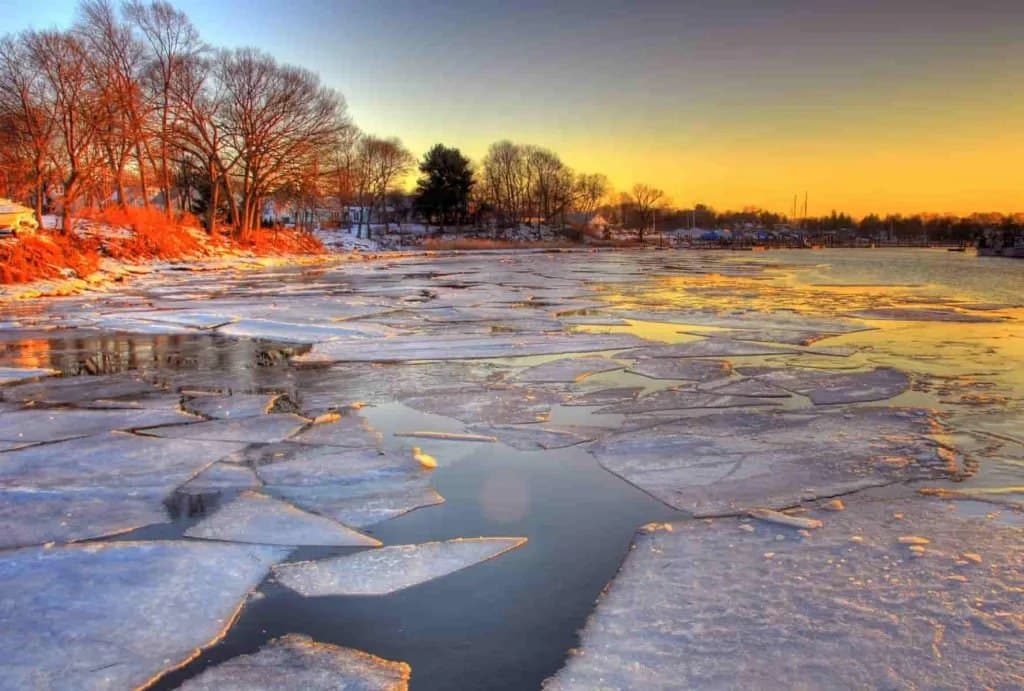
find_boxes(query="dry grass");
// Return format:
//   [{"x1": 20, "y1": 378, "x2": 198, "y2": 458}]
[
  {"x1": 0, "y1": 234, "x2": 100, "y2": 284},
  {"x1": 1, "y1": 207, "x2": 325, "y2": 286}
]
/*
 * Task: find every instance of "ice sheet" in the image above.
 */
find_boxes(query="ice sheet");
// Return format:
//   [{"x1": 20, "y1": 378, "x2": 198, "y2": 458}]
[
  {"x1": 178, "y1": 634, "x2": 410, "y2": 690},
  {"x1": 294, "y1": 333, "x2": 652, "y2": 363},
  {"x1": 0, "y1": 407, "x2": 194, "y2": 443},
  {"x1": 626, "y1": 358, "x2": 733, "y2": 381},
  {"x1": 0, "y1": 366, "x2": 57, "y2": 385},
  {"x1": 513, "y1": 356, "x2": 623, "y2": 383},
  {"x1": 0, "y1": 541, "x2": 286, "y2": 690},
  {"x1": 400, "y1": 385, "x2": 564, "y2": 425},
  {"x1": 589, "y1": 408, "x2": 958, "y2": 515},
  {"x1": 469, "y1": 425, "x2": 599, "y2": 450},
  {"x1": 274, "y1": 537, "x2": 528, "y2": 596},
  {"x1": 626, "y1": 338, "x2": 798, "y2": 359},
  {"x1": 742, "y1": 366, "x2": 910, "y2": 405},
  {"x1": 140, "y1": 414, "x2": 308, "y2": 443},
  {"x1": 185, "y1": 491, "x2": 380, "y2": 546},
  {"x1": 547, "y1": 497, "x2": 1023, "y2": 690}
]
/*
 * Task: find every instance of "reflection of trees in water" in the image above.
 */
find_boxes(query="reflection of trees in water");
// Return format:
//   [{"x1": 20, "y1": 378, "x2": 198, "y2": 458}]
[{"x1": 3, "y1": 332, "x2": 305, "y2": 377}]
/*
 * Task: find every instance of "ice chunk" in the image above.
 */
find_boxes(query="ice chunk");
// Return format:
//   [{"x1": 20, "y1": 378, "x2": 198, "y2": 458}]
[
  {"x1": 0, "y1": 407, "x2": 194, "y2": 443},
  {"x1": 274, "y1": 537, "x2": 527, "y2": 596},
  {"x1": 116, "y1": 310, "x2": 238, "y2": 330},
  {"x1": 217, "y1": 318, "x2": 397, "y2": 343},
  {"x1": 178, "y1": 463, "x2": 260, "y2": 495},
  {"x1": 400, "y1": 384, "x2": 563, "y2": 425},
  {"x1": 563, "y1": 387, "x2": 644, "y2": 407},
  {"x1": 0, "y1": 541, "x2": 286, "y2": 690},
  {"x1": 394, "y1": 431, "x2": 498, "y2": 443},
  {"x1": 140, "y1": 414, "x2": 308, "y2": 444},
  {"x1": 626, "y1": 338, "x2": 798, "y2": 359},
  {"x1": 597, "y1": 387, "x2": 780, "y2": 414},
  {"x1": 589, "y1": 408, "x2": 957, "y2": 515},
  {"x1": 257, "y1": 448, "x2": 413, "y2": 486},
  {"x1": 742, "y1": 366, "x2": 910, "y2": 404},
  {"x1": 710, "y1": 328, "x2": 841, "y2": 346},
  {"x1": 697, "y1": 377, "x2": 793, "y2": 398},
  {"x1": 183, "y1": 393, "x2": 297, "y2": 419},
  {"x1": 469, "y1": 425, "x2": 599, "y2": 450},
  {"x1": 626, "y1": 358, "x2": 732, "y2": 381},
  {"x1": 547, "y1": 498, "x2": 1023, "y2": 690},
  {"x1": 268, "y1": 477, "x2": 444, "y2": 529},
  {"x1": 0, "y1": 375, "x2": 164, "y2": 405},
  {"x1": 178, "y1": 634, "x2": 411, "y2": 690},
  {"x1": 847, "y1": 307, "x2": 1005, "y2": 322},
  {"x1": 185, "y1": 491, "x2": 380, "y2": 547},
  {"x1": 288, "y1": 412, "x2": 383, "y2": 450},
  {"x1": 0, "y1": 432, "x2": 243, "y2": 492},
  {"x1": 0, "y1": 487, "x2": 168, "y2": 548},
  {"x1": 513, "y1": 356, "x2": 623, "y2": 383},
  {"x1": 294, "y1": 333, "x2": 652, "y2": 364},
  {"x1": 0, "y1": 366, "x2": 57, "y2": 386}
]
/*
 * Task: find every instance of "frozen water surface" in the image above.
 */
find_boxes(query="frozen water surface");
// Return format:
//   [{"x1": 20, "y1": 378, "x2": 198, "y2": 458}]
[
  {"x1": 0, "y1": 366, "x2": 56, "y2": 385},
  {"x1": 590, "y1": 408, "x2": 958, "y2": 515},
  {"x1": 513, "y1": 356, "x2": 623, "y2": 383},
  {"x1": 274, "y1": 537, "x2": 528, "y2": 596},
  {"x1": 185, "y1": 491, "x2": 380, "y2": 546},
  {"x1": 548, "y1": 497, "x2": 1023, "y2": 690},
  {"x1": 178, "y1": 634, "x2": 410, "y2": 690},
  {"x1": 0, "y1": 541, "x2": 286, "y2": 690},
  {"x1": 1, "y1": 249, "x2": 1022, "y2": 690}
]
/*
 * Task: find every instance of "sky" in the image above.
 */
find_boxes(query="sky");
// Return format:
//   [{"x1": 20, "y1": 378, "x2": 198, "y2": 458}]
[{"x1": 8, "y1": 0, "x2": 1024, "y2": 217}]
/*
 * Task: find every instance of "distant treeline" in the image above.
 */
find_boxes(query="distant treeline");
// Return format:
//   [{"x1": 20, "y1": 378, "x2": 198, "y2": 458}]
[{"x1": 1, "y1": 1, "x2": 1018, "y2": 242}]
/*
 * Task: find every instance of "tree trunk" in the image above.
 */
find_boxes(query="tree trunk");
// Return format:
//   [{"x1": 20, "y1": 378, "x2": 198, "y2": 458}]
[{"x1": 135, "y1": 143, "x2": 150, "y2": 209}]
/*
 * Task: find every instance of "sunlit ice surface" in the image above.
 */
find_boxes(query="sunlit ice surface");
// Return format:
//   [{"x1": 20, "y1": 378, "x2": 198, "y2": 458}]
[{"x1": 0, "y1": 248, "x2": 1021, "y2": 690}]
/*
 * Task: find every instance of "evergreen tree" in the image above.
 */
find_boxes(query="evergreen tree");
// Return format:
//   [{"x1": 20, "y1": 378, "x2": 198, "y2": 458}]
[{"x1": 414, "y1": 144, "x2": 474, "y2": 232}]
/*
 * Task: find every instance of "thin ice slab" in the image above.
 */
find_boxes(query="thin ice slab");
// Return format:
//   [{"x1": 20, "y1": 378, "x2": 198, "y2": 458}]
[
  {"x1": 626, "y1": 358, "x2": 732, "y2": 381},
  {"x1": 294, "y1": 333, "x2": 652, "y2": 364},
  {"x1": 185, "y1": 491, "x2": 380, "y2": 547},
  {"x1": 400, "y1": 385, "x2": 563, "y2": 425},
  {"x1": 847, "y1": 307, "x2": 1005, "y2": 322},
  {"x1": 563, "y1": 387, "x2": 643, "y2": 407},
  {"x1": 547, "y1": 497, "x2": 1023, "y2": 690},
  {"x1": 179, "y1": 634, "x2": 410, "y2": 690},
  {"x1": 742, "y1": 366, "x2": 910, "y2": 405},
  {"x1": 589, "y1": 408, "x2": 958, "y2": 516},
  {"x1": 626, "y1": 338, "x2": 798, "y2": 359},
  {"x1": 513, "y1": 356, "x2": 623, "y2": 383},
  {"x1": 268, "y1": 477, "x2": 445, "y2": 529},
  {"x1": 0, "y1": 540, "x2": 286, "y2": 690},
  {"x1": 274, "y1": 537, "x2": 528, "y2": 596},
  {"x1": 469, "y1": 425, "x2": 599, "y2": 450},
  {"x1": 0, "y1": 366, "x2": 57, "y2": 386},
  {"x1": 597, "y1": 388, "x2": 781, "y2": 414},
  {"x1": 0, "y1": 407, "x2": 194, "y2": 443},
  {"x1": 140, "y1": 414, "x2": 308, "y2": 444},
  {"x1": 216, "y1": 318, "x2": 396, "y2": 343}
]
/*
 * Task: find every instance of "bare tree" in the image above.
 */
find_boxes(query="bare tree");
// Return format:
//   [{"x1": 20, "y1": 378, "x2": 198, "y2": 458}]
[
  {"x1": 631, "y1": 183, "x2": 666, "y2": 244},
  {"x1": 523, "y1": 145, "x2": 574, "y2": 232},
  {"x1": 351, "y1": 135, "x2": 412, "y2": 238},
  {"x1": 76, "y1": 0, "x2": 148, "y2": 209},
  {"x1": 480, "y1": 140, "x2": 527, "y2": 227},
  {"x1": 216, "y1": 48, "x2": 349, "y2": 236},
  {"x1": 25, "y1": 30, "x2": 104, "y2": 234},
  {"x1": 0, "y1": 34, "x2": 57, "y2": 223},
  {"x1": 572, "y1": 173, "x2": 609, "y2": 217},
  {"x1": 125, "y1": 0, "x2": 202, "y2": 217}
]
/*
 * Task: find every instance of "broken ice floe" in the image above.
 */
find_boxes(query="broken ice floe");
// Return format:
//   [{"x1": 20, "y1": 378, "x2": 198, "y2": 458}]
[
  {"x1": 589, "y1": 408, "x2": 958, "y2": 516},
  {"x1": 287, "y1": 412, "x2": 383, "y2": 449},
  {"x1": 626, "y1": 358, "x2": 732, "y2": 381},
  {"x1": 0, "y1": 540, "x2": 286, "y2": 690},
  {"x1": 400, "y1": 384, "x2": 564, "y2": 425},
  {"x1": 216, "y1": 318, "x2": 396, "y2": 344},
  {"x1": 293, "y1": 333, "x2": 652, "y2": 364},
  {"x1": 177, "y1": 462, "x2": 260, "y2": 495},
  {"x1": 563, "y1": 386, "x2": 644, "y2": 407},
  {"x1": 273, "y1": 537, "x2": 528, "y2": 596},
  {"x1": 468, "y1": 425, "x2": 599, "y2": 450},
  {"x1": 740, "y1": 366, "x2": 910, "y2": 405},
  {"x1": 140, "y1": 413, "x2": 308, "y2": 444},
  {"x1": 597, "y1": 387, "x2": 781, "y2": 414},
  {"x1": 0, "y1": 407, "x2": 194, "y2": 443},
  {"x1": 847, "y1": 307, "x2": 1005, "y2": 322},
  {"x1": 0, "y1": 366, "x2": 57, "y2": 386},
  {"x1": 547, "y1": 497, "x2": 1023, "y2": 690},
  {"x1": 513, "y1": 356, "x2": 623, "y2": 383},
  {"x1": 182, "y1": 392, "x2": 299, "y2": 419},
  {"x1": 185, "y1": 491, "x2": 380, "y2": 547},
  {"x1": 626, "y1": 338, "x2": 798, "y2": 359},
  {"x1": 256, "y1": 446, "x2": 443, "y2": 529},
  {"x1": 178, "y1": 634, "x2": 411, "y2": 690},
  {"x1": 697, "y1": 377, "x2": 793, "y2": 398},
  {"x1": 0, "y1": 433, "x2": 245, "y2": 546},
  {"x1": 0, "y1": 374, "x2": 164, "y2": 405}
]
